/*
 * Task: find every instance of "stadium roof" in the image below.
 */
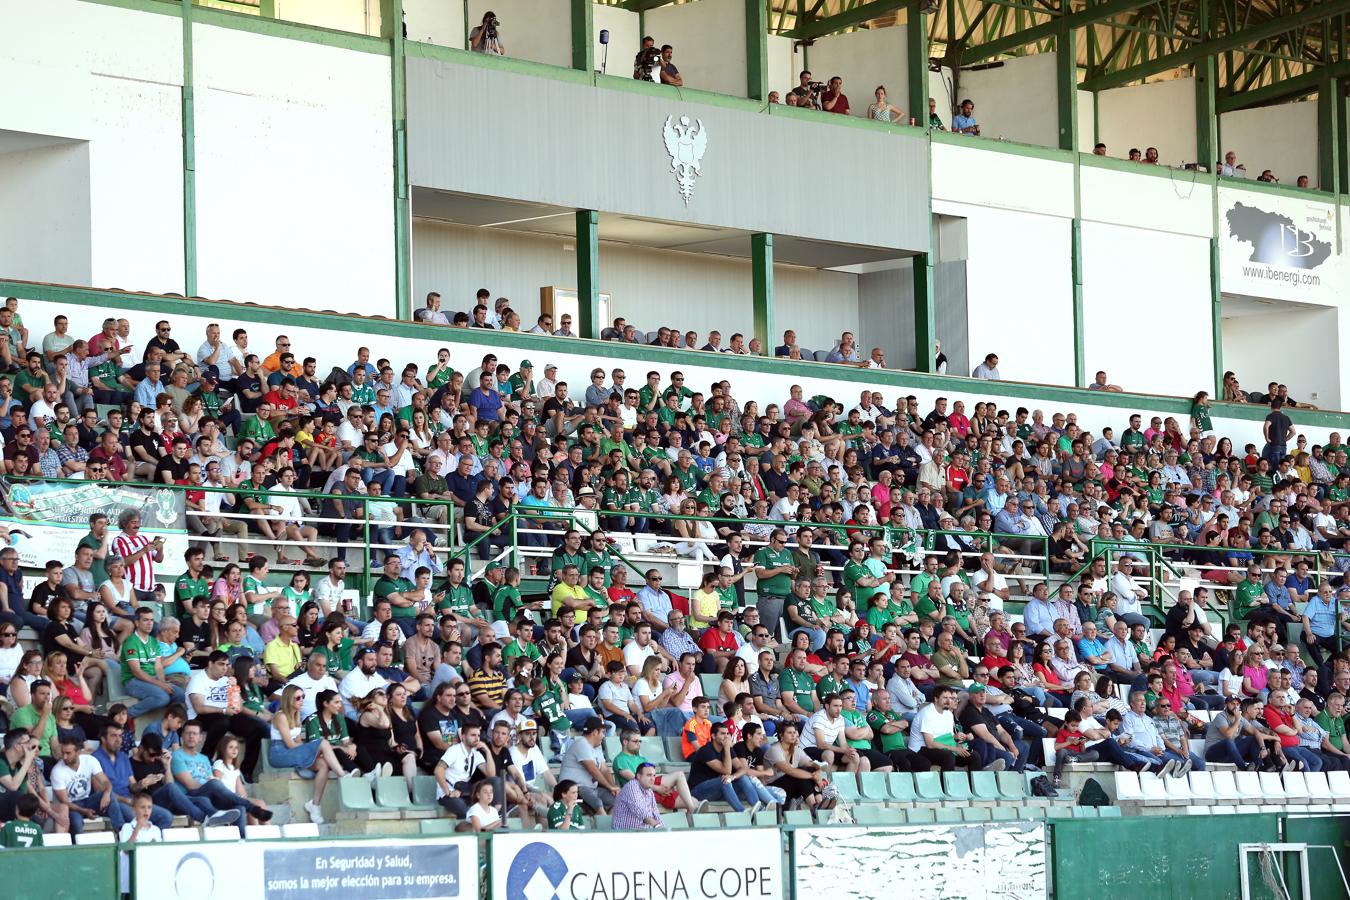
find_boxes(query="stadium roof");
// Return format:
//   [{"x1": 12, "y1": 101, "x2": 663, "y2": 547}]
[{"x1": 610, "y1": 0, "x2": 1350, "y2": 110}]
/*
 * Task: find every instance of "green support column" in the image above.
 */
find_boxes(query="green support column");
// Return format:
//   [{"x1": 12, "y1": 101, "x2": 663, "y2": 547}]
[
  {"x1": 906, "y1": 1, "x2": 929, "y2": 127},
  {"x1": 1209, "y1": 237, "x2": 1224, "y2": 396},
  {"x1": 1055, "y1": 6, "x2": 1078, "y2": 152},
  {"x1": 745, "y1": 0, "x2": 769, "y2": 101},
  {"x1": 577, "y1": 210, "x2": 600, "y2": 340},
  {"x1": 1195, "y1": 56, "x2": 1218, "y2": 170},
  {"x1": 181, "y1": 0, "x2": 197, "y2": 296},
  {"x1": 1318, "y1": 76, "x2": 1345, "y2": 194},
  {"x1": 751, "y1": 233, "x2": 774, "y2": 353},
  {"x1": 912, "y1": 252, "x2": 936, "y2": 372},
  {"x1": 1070, "y1": 220, "x2": 1085, "y2": 387},
  {"x1": 571, "y1": 0, "x2": 594, "y2": 73},
  {"x1": 382, "y1": 0, "x2": 411, "y2": 321}
]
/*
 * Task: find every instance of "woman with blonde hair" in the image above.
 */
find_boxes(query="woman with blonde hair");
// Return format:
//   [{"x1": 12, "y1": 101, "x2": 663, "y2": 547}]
[{"x1": 267, "y1": 683, "x2": 350, "y2": 824}]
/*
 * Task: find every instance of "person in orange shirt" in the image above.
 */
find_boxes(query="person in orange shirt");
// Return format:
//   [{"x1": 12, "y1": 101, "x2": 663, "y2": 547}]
[
  {"x1": 261, "y1": 335, "x2": 303, "y2": 377},
  {"x1": 681, "y1": 696, "x2": 713, "y2": 759}
]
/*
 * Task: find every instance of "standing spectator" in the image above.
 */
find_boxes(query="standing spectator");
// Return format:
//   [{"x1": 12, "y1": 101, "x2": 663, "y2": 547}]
[
  {"x1": 821, "y1": 76, "x2": 849, "y2": 115},
  {"x1": 112, "y1": 511, "x2": 164, "y2": 604}
]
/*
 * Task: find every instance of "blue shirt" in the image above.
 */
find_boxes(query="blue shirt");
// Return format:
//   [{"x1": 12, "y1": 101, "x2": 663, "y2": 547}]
[
  {"x1": 1076, "y1": 636, "x2": 1108, "y2": 671},
  {"x1": 170, "y1": 748, "x2": 213, "y2": 787},
  {"x1": 1264, "y1": 582, "x2": 1294, "y2": 611},
  {"x1": 1304, "y1": 595, "x2": 1340, "y2": 638},
  {"x1": 637, "y1": 585, "x2": 672, "y2": 623},
  {"x1": 1022, "y1": 599, "x2": 1055, "y2": 637},
  {"x1": 142, "y1": 720, "x2": 181, "y2": 750},
  {"x1": 952, "y1": 114, "x2": 978, "y2": 134},
  {"x1": 93, "y1": 747, "x2": 133, "y2": 798},
  {"x1": 346, "y1": 361, "x2": 377, "y2": 379},
  {"x1": 134, "y1": 378, "x2": 167, "y2": 409},
  {"x1": 468, "y1": 388, "x2": 502, "y2": 422}
]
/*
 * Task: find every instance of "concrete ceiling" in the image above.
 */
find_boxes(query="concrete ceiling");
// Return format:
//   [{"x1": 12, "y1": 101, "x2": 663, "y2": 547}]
[
  {"x1": 0, "y1": 129, "x2": 82, "y2": 154},
  {"x1": 410, "y1": 186, "x2": 912, "y2": 270}
]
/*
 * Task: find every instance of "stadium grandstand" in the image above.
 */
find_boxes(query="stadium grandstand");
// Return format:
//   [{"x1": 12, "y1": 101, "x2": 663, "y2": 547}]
[{"x1": 3, "y1": 0, "x2": 1350, "y2": 897}]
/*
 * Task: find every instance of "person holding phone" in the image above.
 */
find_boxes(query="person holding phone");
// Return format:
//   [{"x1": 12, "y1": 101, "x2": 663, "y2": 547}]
[{"x1": 113, "y1": 510, "x2": 165, "y2": 604}]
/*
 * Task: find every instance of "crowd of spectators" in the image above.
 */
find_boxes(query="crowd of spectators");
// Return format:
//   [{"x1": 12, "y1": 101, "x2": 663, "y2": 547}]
[{"x1": 0, "y1": 295, "x2": 1348, "y2": 842}]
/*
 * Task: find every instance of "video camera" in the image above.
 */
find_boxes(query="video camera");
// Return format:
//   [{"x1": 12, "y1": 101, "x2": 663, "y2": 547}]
[{"x1": 634, "y1": 45, "x2": 661, "y2": 82}]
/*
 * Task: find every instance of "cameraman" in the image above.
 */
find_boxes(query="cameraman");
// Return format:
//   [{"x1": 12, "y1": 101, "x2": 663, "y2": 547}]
[
  {"x1": 789, "y1": 70, "x2": 817, "y2": 109},
  {"x1": 634, "y1": 35, "x2": 658, "y2": 81},
  {"x1": 659, "y1": 45, "x2": 683, "y2": 87},
  {"x1": 469, "y1": 10, "x2": 505, "y2": 56},
  {"x1": 821, "y1": 76, "x2": 849, "y2": 115}
]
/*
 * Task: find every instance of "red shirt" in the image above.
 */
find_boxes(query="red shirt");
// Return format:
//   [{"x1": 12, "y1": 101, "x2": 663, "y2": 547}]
[
  {"x1": 698, "y1": 627, "x2": 738, "y2": 655},
  {"x1": 1264, "y1": 705, "x2": 1299, "y2": 747},
  {"x1": 822, "y1": 91, "x2": 850, "y2": 114}
]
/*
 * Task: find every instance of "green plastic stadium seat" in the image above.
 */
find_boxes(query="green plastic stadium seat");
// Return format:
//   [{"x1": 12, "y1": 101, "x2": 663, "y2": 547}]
[
  {"x1": 997, "y1": 771, "x2": 1030, "y2": 800},
  {"x1": 942, "y1": 771, "x2": 974, "y2": 802},
  {"x1": 722, "y1": 812, "x2": 752, "y2": 827},
  {"x1": 411, "y1": 776, "x2": 440, "y2": 807},
  {"x1": 914, "y1": 771, "x2": 946, "y2": 803},
  {"x1": 593, "y1": 815, "x2": 612, "y2": 831},
  {"x1": 887, "y1": 773, "x2": 921, "y2": 804},
  {"x1": 752, "y1": 809, "x2": 778, "y2": 827},
  {"x1": 971, "y1": 770, "x2": 1011, "y2": 802},
  {"x1": 662, "y1": 812, "x2": 690, "y2": 830},
  {"x1": 854, "y1": 805, "x2": 886, "y2": 825},
  {"x1": 831, "y1": 773, "x2": 863, "y2": 803},
  {"x1": 990, "y1": 806, "x2": 1019, "y2": 821},
  {"x1": 419, "y1": 820, "x2": 456, "y2": 835},
  {"x1": 859, "y1": 772, "x2": 892, "y2": 802},
  {"x1": 375, "y1": 777, "x2": 436, "y2": 811},
  {"x1": 691, "y1": 813, "x2": 722, "y2": 828},
  {"x1": 338, "y1": 778, "x2": 378, "y2": 812},
  {"x1": 783, "y1": 809, "x2": 814, "y2": 826},
  {"x1": 961, "y1": 806, "x2": 992, "y2": 822}
]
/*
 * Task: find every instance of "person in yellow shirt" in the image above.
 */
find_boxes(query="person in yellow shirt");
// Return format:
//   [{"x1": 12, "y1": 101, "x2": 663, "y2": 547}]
[{"x1": 550, "y1": 564, "x2": 595, "y2": 617}]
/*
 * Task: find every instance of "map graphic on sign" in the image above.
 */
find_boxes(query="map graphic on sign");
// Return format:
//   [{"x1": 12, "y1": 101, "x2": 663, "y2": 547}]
[{"x1": 1225, "y1": 201, "x2": 1333, "y2": 269}]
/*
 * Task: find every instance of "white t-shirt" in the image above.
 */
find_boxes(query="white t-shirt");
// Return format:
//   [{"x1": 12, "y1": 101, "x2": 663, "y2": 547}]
[
  {"x1": 437, "y1": 743, "x2": 485, "y2": 789},
  {"x1": 186, "y1": 670, "x2": 231, "y2": 720},
  {"x1": 466, "y1": 801, "x2": 500, "y2": 828},
  {"x1": 1111, "y1": 572, "x2": 1142, "y2": 614},
  {"x1": 800, "y1": 709, "x2": 845, "y2": 750},
  {"x1": 339, "y1": 668, "x2": 388, "y2": 705},
  {"x1": 623, "y1": 640, "x2": 656, "y2": 672},
  {"x1": 213, "y1": 760, "x2": 244, "y2": 793},
  {"x1": 970, "y1": 569, "x2": 1007, "y2": 601},
  {"x1": 52, "y1": 753, "x2": 101, "y2": 803},
  {"x1": 908, "y1": 703, "x2": 955, "y2": 753},
  {"x1": 598, "y1": 680, "x2": 635, "y2": 717},
  {"x1": 510, "y1": 742, "x2": 551, "y2": 788}
]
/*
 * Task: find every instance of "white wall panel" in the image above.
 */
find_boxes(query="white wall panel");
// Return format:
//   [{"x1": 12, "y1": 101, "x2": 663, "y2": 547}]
[
  {"x1": 931, "y1": 142, "x2": 1075, "y2": 217},
  {"x1": 767, "y1": 35, "x2": 795, "y2": 101},
  {"x1": 467, "y1": 0, "x2": 570, "y2": 67},
  {"x1": 593, "y1": 3, "x2": 640, "y2": 78},
  {"x1": 406, "y1": 0, "x2": 465, "y2": 48},
  {"x1": 410, "y1": 219, "x2": 858, "y2": 348},
  {"x1": 961, "y1": 53, "x2": 1059, "y2": 148},
  {"x1": 807, "y1": 26, "x2": 909, "y2": 118},
  {"x1": 645, "y1": 0, "x2": 747, "y2": 97},
  {"x1": 935, "y1": 202, "x2": 1075, "y2": 387},
  {"x1": 1081, "y1": 221, "x2": 1212, "y2": 396},
  {"x1": 192, "y1": 25, "x2": 394, "y2": 316},
  {"x1": 1079, "y1": 164, "x2": 1215, "y2": 236},
  {"x1": 0, "y1": 143, "x2": 91, "y2": 286},
  {"x1": 1098, "y1": 77, "x2": 1198, "y2": 166},
  {"x1": 1077, "y1": 90, "x2": 1095, "y2": 153},
  {"x1": 0, "y1": 0, "x2": 184, "y2": 293},
  {"x1": 1220, "y1": 100, "x2": 1319, "y2": 188},
  {"x1": 1224, "y1": 306, "x2": 1340, "y2": 410}
]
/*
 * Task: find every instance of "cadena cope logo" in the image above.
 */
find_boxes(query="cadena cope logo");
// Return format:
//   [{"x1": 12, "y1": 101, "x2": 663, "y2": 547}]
[{"x1": 504, "y1": 842, "x2": 569, "y2": 900}]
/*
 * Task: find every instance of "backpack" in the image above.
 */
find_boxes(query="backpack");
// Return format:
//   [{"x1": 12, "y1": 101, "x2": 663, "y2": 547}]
[
  {"x1": 325, "y1": 366, "x2": 351, "y2": 388},
  {"x1": 1078, "y1": 777, "x2": 1111, "y2": 807},
  {"x1": 1029, "y1": 774, "x2": 1059, "y2": 798}
]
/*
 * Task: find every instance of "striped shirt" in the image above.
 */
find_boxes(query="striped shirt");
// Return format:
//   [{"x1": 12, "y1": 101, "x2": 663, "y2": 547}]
[
  {"x1": 611, "y1": 778, "x2": 662, "y2": 830},
  {"x1": 112, "y1": 531, "x2": 156, "y2": 592}
]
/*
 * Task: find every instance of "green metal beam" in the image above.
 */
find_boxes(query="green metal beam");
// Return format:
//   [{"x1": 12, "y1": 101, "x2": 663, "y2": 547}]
[
  {"x1": 1056, "y1": 1, "x2": 1079, "y2": 151},
  {"x1": 746, "y1": 0, "x2": 769, "y2": 101},
  {"x1": 620, "y1": 0, "x2": 679, "y2": 11},
  {"x1": 181, "y1": 0, "x2": 197, "y2": 297},
  {"x1": 751, "y1": 233, "x2": 774, "y2": 355},
  {"x1": 962, "y1": 0, "x2": 1159, "y2": 64},
  {"x1": 1071, "y1": 220, "x2": 1085, "y2": 387},
  {"x1": 1195, "y1": 0, "x2": 1218, "y2": 171},
  {"x1": 1083, "y1": 0, "x2": 1350, "y2": 91},
  {"x1": 908, "y1": 0, "x2": 930, "y2": 127},
  {"x1": 912, "y1": 252, "x2": 935, "y2": 373},
  {"x1": 1318, "y1": 75, "x2": 1346, "y2": 192},
  {"x1": 576, "y1": 210, "x2": 600, "y2": 340},
  {"x1": 783, "y1": 0, "x2": 905, "y2": 39},
  {"x1": 1209, "y1": 238, "x2": 1224, "y2": 398},
  {"x1": 1217, "y1": 58, "x2": 1350, "y2": 111},
  {"x1": 572, "y1": 0, "x2": 595, "y2": 72}
]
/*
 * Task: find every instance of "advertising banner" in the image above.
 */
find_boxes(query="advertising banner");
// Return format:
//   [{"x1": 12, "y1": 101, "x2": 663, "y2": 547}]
[
  {"x1": 1218, "y1": 187, "x2": 1343, "y2": 303},
  {"x1": 491, "y1": 829, "x2": 784, "y2": 900},
  {"x1": 0, "y1": 478, "x2": 190, "y2": 576},
  {"x1": 793, "y1": 823, "x2": 1046, "y2": 900},
  {"x1": 133, "y1": 836, "x2": 479, "y2": 900}
]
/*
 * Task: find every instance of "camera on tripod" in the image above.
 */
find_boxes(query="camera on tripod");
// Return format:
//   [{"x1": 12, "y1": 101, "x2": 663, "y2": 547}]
[
  {"x1": 807, "y1": 81, "x2": 826, "y2": 92},
  {"x1": 634, "y1": 45, "x2": 662, "y2": 82},
  {"x1": 483, "y1": 11, "x2": 499, "y2": 39}
]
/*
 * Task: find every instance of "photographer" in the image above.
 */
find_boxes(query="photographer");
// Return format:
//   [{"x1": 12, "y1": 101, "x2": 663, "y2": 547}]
[
  {"x1": 469, "y1": 10, "x2": 505, "y2": 56},
  {"x1": 634, "y1": 36, "x2": 659, "y2": 82},
  {"x1": 821, "y1": 76, "x2": 849, "y2": 116},
  {"x1": 659, "y1": 45, "x2": 683, "y2": 87},
  {"x1": 789, "y1": 70, "x2": 819, "y2": 110}
]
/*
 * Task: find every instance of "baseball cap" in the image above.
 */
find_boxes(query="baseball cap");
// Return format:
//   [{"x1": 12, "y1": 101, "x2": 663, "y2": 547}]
[
  {"x1": 352, "y1": 646, "x2": 374, "y2": 660},
  {"x1": 520, "y1": 719, "x2": 538, "y2": 732},
  {"x1": 580, "y1": 716, "x2": 605, "y2": 734},
  {"x1": 519, "y1": 359, "x2": 533, "y2": 368},
  {"x1": 544, "y1": 363, "x2": 558, "y2": 372},
  {"x1": 967, "y1": 683, "x2": 986, "y2": 694},
  {"x1": 485, "y1": 562, "x2": 503, "y2": 572},
  {"x1": 200, "y1": 365, "x2": 220, "y2": 382}
]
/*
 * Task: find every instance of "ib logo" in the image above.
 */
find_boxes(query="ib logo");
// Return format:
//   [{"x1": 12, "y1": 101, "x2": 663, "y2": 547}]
[{"x1": 505, "y1": 842, "x2": 569, "y2": 900}]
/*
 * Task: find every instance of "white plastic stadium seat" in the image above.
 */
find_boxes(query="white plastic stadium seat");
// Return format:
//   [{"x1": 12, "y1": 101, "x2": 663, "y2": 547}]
[
  {"x1": 43, "y1": 833, "x2": 73, "y2": 847},
  {"x1": 1282, "y1": 771, "x2": 1312, "y2": 803},
  {"x1": 1233, "y1": 770, "x2": 1267, "y2": 804},
  {"x1": 164, "y1": 827, "x2": 201, "y2": 843},
  {"x1": 1137, "y1": 772, "x2": 1179, "y2": 806},
  {"x1": 1326, "y1": 770, "x2": 1350, "y2": 803},
  {"x1": 1186, "y1": 771, "x2": 1217, "y2": 805},
  {"x1": 1210, "y1": 770, "x2": 1243, "y2": 804},
  {"x1": 1258, "y1": 771, "x2": 1293, "y2": 803},
  {"x1": 202, "y1": 826, "x2": 240, "y2": 841},
  {"x1": 281, "y1": 823, "x2": 320, "y2": 839},
  {"x1": 246, "y1": 824, "x2": 283, "y2": 840},
  {"x1": 75, "y1": 832, "x2": 115, "y2": 845},
  {"x1": 1114, "y1": 771, "x2": 1144, "y2": 804}
]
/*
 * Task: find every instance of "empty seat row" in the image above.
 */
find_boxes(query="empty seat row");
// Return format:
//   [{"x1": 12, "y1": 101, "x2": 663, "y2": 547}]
[
  {"x1": 339, "y1": 775, "x2": 442, "y2": 818},
  {"x1": 1115, "y1": 769, "x2": 1350, "y2": 808},
  {"x1": 829, "y1": 770, "x2": 1060, "y2": 808},
  {"x1": 58, "y1": 823, "x2": 318, "y2": 847}
]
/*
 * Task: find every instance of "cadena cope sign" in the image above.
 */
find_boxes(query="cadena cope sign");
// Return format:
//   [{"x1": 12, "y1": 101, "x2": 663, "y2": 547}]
[{"x1": 492, "y1": 830, "x2": 783, "y2": 900}]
